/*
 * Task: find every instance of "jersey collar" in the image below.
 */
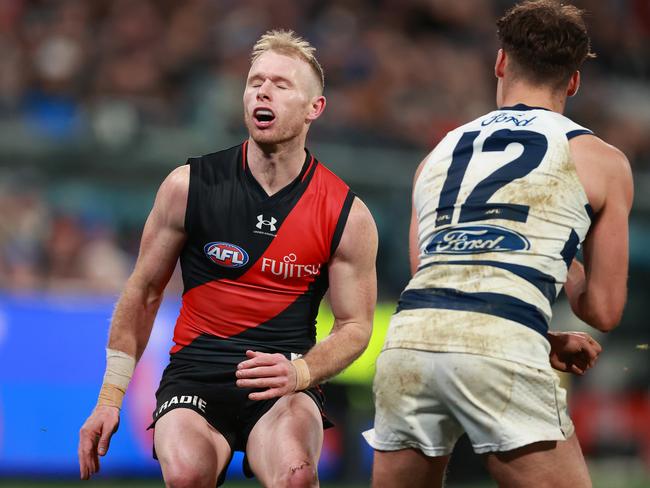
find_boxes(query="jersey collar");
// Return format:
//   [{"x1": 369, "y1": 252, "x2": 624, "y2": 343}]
[{"x1": 500, "y1": 103, "x2": 551, "y2": 112}]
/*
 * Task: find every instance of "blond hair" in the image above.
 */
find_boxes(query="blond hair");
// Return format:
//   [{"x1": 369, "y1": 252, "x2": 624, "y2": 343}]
[{"x1": 251, "y1": 29, "x2": 324, "y2": 93}]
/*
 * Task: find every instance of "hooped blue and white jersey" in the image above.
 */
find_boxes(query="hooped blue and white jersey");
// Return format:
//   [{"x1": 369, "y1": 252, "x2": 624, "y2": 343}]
[{"x1": 384, "y1": 104, "x2": 593, "y2": 368}]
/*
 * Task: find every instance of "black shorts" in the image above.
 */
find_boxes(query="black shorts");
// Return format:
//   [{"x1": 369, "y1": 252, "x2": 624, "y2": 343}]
[{"x1": 149, "y1": 356, "x2": 331, "y2": 485}]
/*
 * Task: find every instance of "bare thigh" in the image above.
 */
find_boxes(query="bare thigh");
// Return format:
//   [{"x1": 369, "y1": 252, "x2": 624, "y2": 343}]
[
  {"x1": 372, "y1": 449, "x2": 449, "y2": 488},
  {"x1": 154, "y1": 408, "x2": 232, "y2": 488},
  {"x1": 483, "y1": 434, "x2": 591, "y2": 488},
  {"x1": 246, "y1": 393, "x2": 323, "y2": 488}
]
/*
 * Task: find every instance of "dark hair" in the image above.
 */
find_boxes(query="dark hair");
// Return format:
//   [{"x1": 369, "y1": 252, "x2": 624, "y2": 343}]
[{"x1": 497, "y1": 0, "x2": 595, "y2": 87}]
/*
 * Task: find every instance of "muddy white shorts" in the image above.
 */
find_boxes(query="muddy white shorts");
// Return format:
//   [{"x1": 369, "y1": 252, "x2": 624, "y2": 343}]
[{"x1": 363, "y1": 348, "x2": 574, "y2": 455}]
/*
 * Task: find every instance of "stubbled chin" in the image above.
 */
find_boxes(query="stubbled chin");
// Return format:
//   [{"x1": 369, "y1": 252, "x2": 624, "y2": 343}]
[
  {"x1": 250, "y1": 127, "x2": 284, "y2": 144},
  {"x1": 245, "y1": 118, "x2": 302, "y2": 145}
]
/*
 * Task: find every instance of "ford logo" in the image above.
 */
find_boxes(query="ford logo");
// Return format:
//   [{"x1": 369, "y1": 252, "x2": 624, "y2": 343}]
[
  {"x1": 425, "y1": 225, "x2": 530, "y2": 255},
  {"x1": 204, "y1": 242, "x2": 249, "y2": 268}
]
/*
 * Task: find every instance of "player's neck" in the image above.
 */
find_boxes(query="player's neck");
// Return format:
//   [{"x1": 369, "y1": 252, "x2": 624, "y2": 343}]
[
  {"x1": 499, "y1": 83, "x2": 566, "y2": 114},
  {"x1": 246, "y1": 137, "x2": 308, "y2": 196}
]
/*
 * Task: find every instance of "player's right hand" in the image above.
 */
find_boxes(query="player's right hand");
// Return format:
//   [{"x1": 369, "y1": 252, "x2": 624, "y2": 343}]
[
  {"x1": 235, "y1": 350, "x2": 298, "y2": 400},
  {"x1": 78, "y1": 405, "x2": 120, "y2": 480},
  {"x1": 548, "y1": 331, "x2": 602, "y2": 375}
]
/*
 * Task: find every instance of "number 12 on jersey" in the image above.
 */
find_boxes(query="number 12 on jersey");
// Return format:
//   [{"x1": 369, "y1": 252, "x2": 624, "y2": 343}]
[{"x1": 435, "y1": 128, "x2": 548, "y2": 227}]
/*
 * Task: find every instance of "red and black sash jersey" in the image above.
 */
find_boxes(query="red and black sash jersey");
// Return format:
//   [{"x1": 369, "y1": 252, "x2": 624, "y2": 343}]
[{"x1": 171, "y1": 141, "x2": 355, "y2": 366}]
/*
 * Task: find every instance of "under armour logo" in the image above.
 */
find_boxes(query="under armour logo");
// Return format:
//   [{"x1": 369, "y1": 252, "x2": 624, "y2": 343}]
[{"x1": 256, "y1": 214, "x2": 277, "y2": 232}]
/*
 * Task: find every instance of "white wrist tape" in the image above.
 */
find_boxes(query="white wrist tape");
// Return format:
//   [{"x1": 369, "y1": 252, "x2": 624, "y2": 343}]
[
  {"x1": 97, "y1": 348, "x2": 136, "y2": 409},
  {"x1": 292, "y1": 358, "x2": 311, "y2": 391}
]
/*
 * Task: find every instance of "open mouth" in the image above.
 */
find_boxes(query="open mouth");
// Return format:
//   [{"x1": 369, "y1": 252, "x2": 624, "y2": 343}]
[{"x1": 253, "y1": 108, "x2": 276, "y2": 127}]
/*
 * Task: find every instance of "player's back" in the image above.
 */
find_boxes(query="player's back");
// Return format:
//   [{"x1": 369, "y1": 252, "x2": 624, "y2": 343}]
[{"x1": 385, "y1": 104, "x2": 593, "y2": 368}]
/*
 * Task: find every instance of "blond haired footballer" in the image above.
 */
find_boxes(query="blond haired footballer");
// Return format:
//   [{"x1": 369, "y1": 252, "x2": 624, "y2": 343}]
[{"x1": 79, "y1": 30, "x2": 377, "y2": 488}]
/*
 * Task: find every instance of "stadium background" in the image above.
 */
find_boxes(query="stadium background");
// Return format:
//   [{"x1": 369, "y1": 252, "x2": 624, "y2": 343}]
[{"x1": 0, "y1": 0, "x2": 648, "y2": 486}]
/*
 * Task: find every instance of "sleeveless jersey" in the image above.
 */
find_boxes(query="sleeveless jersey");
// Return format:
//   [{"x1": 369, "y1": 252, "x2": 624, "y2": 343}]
[
  {"x1": 384, "y1": 104, "x2": 594, "y2": 368},
  {"x1": 171, "y1": 141, "x2": 354, "y2": 366}
]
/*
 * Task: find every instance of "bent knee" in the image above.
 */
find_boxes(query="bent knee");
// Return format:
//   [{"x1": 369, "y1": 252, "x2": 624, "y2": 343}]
[
  {"x1": 276, "y1": 460, "x2": 318, "y2": 488},
  {"x1": 162, "y1": 461, "x2": 216, "y2": 488}
]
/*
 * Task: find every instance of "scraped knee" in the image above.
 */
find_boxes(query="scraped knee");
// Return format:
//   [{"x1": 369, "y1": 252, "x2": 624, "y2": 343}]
[{"x1": 282, "y1": 460, "x2": 318, "y2": 488}]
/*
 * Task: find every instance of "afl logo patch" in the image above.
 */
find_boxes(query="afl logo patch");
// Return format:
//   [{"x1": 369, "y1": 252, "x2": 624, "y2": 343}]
[{"x1": 204, "y1": 242, "x2": 249, "y2": 268}]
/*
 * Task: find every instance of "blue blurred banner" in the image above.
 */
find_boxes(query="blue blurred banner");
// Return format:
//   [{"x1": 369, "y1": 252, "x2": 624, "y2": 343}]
[
  {"x1": 0, "y1": 293, "x2": 344, "y2": 479},
  {"x1": 0, "y1": 293, "x2": 176, "y2": 476}
]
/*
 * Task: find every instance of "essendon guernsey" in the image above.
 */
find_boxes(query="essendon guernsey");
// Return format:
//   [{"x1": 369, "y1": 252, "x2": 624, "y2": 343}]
[{"x1": 171, "y1": 141, "x2": 354, "y2": 366}]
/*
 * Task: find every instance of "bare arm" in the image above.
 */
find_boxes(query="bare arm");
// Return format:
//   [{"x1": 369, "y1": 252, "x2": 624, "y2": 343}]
[
  {"x1": 107, "y1": 165, "x2": 189, "y2": 359},
  {"x1": 236, "y1": 197, "x2": 378, "y2": 399},
  {"x1": 566, "y1": 136, "x2": 634, "y2": 332},
  {"x1": 78, "y1": 165, "x2": 188, "y2": 479},
  {"x1": 301, "y1": 197, "x2": 377, "y2": 384},
  {"x1": 409, "y1": 159, "x2": 427, "y2": 276}
]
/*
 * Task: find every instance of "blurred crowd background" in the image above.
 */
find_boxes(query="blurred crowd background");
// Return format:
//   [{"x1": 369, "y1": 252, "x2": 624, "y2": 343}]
[
  {"x1": 0, "y1": 0, "x2": 648, "y2": 486},
  {"x1": 1, "y1": 0, "x2": 649, "y2": 294}
]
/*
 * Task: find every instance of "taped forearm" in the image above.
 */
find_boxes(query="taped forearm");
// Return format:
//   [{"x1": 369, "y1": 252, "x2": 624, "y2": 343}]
[
  {"x1": 292, "y1": 358, "x2": 311, "y2": 391},
  {"x1": 97, "y1": 348, "x2": 136, "y2": 409}
]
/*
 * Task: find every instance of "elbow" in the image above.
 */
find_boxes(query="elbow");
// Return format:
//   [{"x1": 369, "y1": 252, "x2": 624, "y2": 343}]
[
  {"x1": 145, "y1": 286, "x2": 165, "y2": 308},
  {"x1": 139, "y1": 276, "x2": 165, "y2": 308},
  {"x1": 592, "y1": 315, "x2": 621, "y2": 333},
  {"x1": 585, "y1": 305, "x2": 624, "y2": 333},
  {"x1": 351, "y1": 321, "x2": 372, "y2": 357},
  {"x1": 574, "y1": 289, "x2": 625, "y2": 333},
  {"x1": 125, "y1": 276, "x2": 164, "y2": 308},
  {"x1": 357, "y1": 325, "x2": 372, "y2": 352}
]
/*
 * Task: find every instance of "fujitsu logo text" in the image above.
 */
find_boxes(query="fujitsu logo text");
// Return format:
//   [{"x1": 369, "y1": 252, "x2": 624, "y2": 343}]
[{"x1": 261, "y1": 253, "x2": 321, "y2": 280}]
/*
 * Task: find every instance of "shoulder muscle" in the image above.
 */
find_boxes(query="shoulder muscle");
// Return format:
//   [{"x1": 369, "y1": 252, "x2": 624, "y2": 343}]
[
  {"x1": 333, "y1": 197, "x2": 378, "y2": 266},
  {"x1": 153, "y1": 165, "x2": 190, "y2": 231},
  {"x1": 569, "y1": 135, "x2": 633, "y2": 214}
]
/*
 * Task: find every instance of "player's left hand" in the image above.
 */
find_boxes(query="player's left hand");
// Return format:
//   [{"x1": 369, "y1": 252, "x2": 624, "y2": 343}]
[
  {"x1": 235, "y1": 350, "x2": 298, "y2": 400},
  {"x1": 548, "y1": 331, "x2": 602, "y2": 375}
]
